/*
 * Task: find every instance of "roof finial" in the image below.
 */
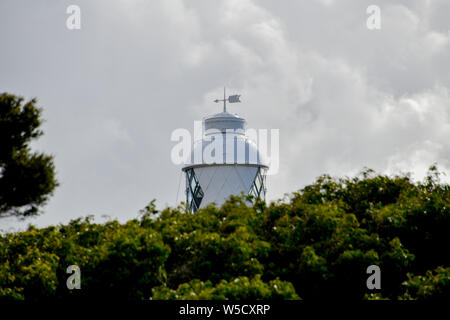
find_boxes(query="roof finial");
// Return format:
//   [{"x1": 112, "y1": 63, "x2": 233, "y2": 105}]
[
  {"x1": 223, "y1": 87, "x2": 226, "y2": 113},
  {"x1": 214, "y1": 87, "x2": 241, "y2": 113}
]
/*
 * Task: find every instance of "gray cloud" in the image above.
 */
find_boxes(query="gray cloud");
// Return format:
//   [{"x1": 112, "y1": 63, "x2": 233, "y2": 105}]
[{"x1": 1, "y1": 0, "x2": 449, "y2": 231}]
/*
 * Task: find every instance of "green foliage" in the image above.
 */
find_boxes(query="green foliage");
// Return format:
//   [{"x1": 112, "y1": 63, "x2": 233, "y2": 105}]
[
  {"x1": 0, "y1": 93, "x2": 58, "y2": 218},
  {"x1": 0, "y1": 166, "x2": 448, "y2": 300},
  {"x1": 0, "y1": 217, "x2": 170, "y2": 300},
  {"x1": 401, "y1": 267, "x2": 450, "y2": 300},
  {"x1": 152, "y1": 275, "x2": 299, "y2": 300}
]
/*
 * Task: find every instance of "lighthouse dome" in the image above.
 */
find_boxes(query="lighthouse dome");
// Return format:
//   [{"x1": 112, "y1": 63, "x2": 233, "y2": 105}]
[
  {"x1": 182, "y1": 111, "x2": 268, "y2": 168},
  {"x1": 182, "y1": 132, "x2": 268, "y2": 168}
]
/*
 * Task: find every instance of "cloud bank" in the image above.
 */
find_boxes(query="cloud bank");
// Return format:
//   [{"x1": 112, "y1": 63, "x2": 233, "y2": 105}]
[{"x1": 0, "y1": 0, "x2": 449, "y2": 230}]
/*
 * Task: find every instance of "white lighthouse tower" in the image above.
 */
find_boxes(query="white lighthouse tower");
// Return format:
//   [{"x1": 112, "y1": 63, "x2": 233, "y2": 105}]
[{"x1": 182, "y1": 89, "x2": 268, "y2": 212}]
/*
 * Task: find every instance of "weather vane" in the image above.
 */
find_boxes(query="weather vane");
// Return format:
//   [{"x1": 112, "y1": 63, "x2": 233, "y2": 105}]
[{"x1": 214, "y1": 87, "x2": 241, "y2": 113}]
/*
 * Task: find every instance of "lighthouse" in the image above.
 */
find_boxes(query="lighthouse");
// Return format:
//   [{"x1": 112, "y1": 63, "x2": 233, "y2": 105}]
[{"x1": 182, "y1": 89, "x2": 268, "y2": 212}]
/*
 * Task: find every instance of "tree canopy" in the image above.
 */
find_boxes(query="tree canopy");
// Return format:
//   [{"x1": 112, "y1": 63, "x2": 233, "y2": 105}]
[
  {"x1": 0, "y1": 167, "x2": 448, "y2": 300},
  {"x1": 0, "y1": 93, "x2": 58, "y2": 219}
]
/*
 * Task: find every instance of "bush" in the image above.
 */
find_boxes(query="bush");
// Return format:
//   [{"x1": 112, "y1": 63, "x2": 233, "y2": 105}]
[
  {"x1": 152, "y1": 275, "x2": 299, "y2": 300},
  {"x1": 0, "y1": 167, "x2": 448, "y2": 300}
]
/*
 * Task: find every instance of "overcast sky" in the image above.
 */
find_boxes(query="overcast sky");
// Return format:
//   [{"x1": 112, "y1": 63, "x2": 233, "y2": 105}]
[{"x1": 1, "y1": 0, "x2": 449, "y2": 231}]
